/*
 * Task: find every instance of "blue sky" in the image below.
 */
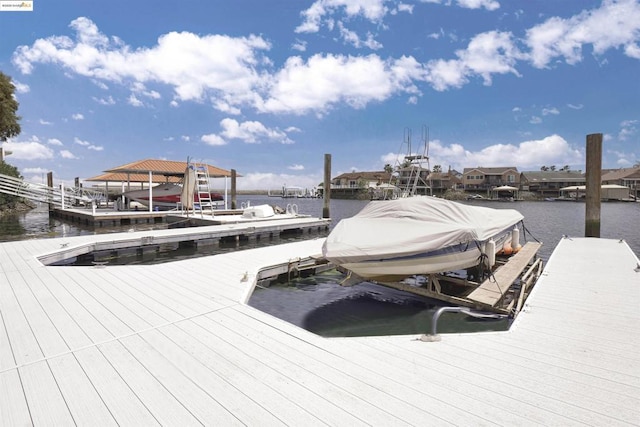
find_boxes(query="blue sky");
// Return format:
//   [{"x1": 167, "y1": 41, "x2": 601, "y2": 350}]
[{"x1": 1, "y1": 0, "x2": 639, "y2": 190}]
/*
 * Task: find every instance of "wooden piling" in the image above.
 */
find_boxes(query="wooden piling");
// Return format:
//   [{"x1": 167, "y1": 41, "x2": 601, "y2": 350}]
[
  {"x1": 585, "y1": 133, "x2": 602, "y2": 238},
  {"x1": 323, "y1": 154, "x2": 331, "y2": 219},
  {"x1": 47, "y1": 171, "x2": 54, "y2": 212},
  {"x1": 231, "y1": 168, "x2": 237, "y2": 210}
]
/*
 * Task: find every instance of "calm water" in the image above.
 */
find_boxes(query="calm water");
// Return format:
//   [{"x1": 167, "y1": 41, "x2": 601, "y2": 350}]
[{"x1": 2, "y1": 197, "x2": 638, "y2": 337}]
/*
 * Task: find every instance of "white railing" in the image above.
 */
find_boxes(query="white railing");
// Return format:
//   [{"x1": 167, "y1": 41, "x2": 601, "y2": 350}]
[{"x1": 0, "y1": 172, "x2": 106, "y2": 208}]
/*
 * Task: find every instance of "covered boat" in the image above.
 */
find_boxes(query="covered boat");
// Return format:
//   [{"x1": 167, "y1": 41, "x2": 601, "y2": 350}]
[{"x1": 322, "y1": 196, "x2": 523, "y2": 281}]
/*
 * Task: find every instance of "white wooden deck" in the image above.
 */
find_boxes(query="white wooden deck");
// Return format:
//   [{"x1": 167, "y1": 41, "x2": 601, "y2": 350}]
[{"x1": 1, "y1": 234, "x2": 639, "y2": 425}]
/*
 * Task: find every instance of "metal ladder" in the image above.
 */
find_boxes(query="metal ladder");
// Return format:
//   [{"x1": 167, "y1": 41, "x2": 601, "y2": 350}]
[{"x1": 193, "y1": 163, "x2": 213, "y2": 217}]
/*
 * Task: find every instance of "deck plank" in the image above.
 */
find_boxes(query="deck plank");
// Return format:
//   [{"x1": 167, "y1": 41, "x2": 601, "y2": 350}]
[{"x1": 467, "y1": 241, "x2": 542, "y2": 306}]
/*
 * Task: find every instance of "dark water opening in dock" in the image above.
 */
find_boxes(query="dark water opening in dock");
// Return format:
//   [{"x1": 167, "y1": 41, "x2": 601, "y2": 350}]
[
  {"x1": 248, "y1": 269, "x2": 511, "y2": 337},
  {"x1": 2, "y1": 197, "x2": 638, "y2": 337}
]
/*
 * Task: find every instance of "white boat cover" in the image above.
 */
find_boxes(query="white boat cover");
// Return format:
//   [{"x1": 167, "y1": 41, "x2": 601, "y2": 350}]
[{"x1": 322, "y1": 196, "x2": 523, "y2": 264}]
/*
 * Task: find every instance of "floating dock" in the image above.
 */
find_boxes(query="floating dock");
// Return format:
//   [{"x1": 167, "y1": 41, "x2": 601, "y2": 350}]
[{"x1": 1, "y1": 234, "x2": 638, "y2": 425}]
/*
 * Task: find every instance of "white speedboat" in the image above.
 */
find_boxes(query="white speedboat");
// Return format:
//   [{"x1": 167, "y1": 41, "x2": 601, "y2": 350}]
[
  {"x1": 322, "y1": 196, "x2": 523, "y2": 281},
  {"x1": 123, "y1": 182, "x2": 223, "y2": 209}
]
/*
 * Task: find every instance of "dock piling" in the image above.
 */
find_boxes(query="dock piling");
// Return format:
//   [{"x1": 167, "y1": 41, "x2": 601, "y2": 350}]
[
  {"x1": 323, "y1": 154, "x2": 331, "y2": 219},
  {"x1": 585, "y1": 133, "x2": 602, "y2": 237}
]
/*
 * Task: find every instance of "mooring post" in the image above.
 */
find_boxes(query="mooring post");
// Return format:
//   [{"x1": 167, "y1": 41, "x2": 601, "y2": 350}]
[
  {"x1": 231, "y1": 169, "x2": 237, "y2": 210},
  {"x1": 323, "y1": 154, "x2": 331, "y2": 219},
  {"x1": 47, "y1": 171, "x2": 54, "y2": 212},
  {"x1": 585, "y1": 133, "x2": 602, "y2": 238}
]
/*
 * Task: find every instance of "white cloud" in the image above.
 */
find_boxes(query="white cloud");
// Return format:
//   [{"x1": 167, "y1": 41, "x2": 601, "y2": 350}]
[
  {"x1": 295, "y1": 0, "x2": 388, "y2": 34},
  {"x1": 88, "y1": 145, "x2": 103, "y2": 151},
  {"x1": 1, "y1": 139, "x2": 54, "y2": 160},
  {"x1": 181, "y1": 135, "x2": 190, "y2": 142},
  {"x1": 60, "y1": 150, "x2": 78, "y2": 159},
  {"x1": 567, "y1": 103, "x2": 583, "y2": 110},
  {"x1": 337, "y1": 22, "x2": 383, "y2": 50},
  {"x1": 48, "y1": 138, "x2": 63, "y2": 146},
  {"x1": 424, "y1": 134, "x2": 582, "y2": 171},
  {"x1": 291, "y1": 39, "x2": 307, "y2": 52},
  {"x1": 529, "y1": 116, "x2": 542, "y2": 124},
  {"x1": 425, "y1": 31, "x2": 521, "y2": 90},
  {"x1": 74, "y1": 137, "x2": 90, "y2": 146},
  {"x1": 456, "y1": 0, "x2": 500, "y2": 11},
  {"x1": 542, "y1": 107, "x2": 559, "y2": 116},
  {"x1": 93, "y1": 95, "x2": 115, "y2": 105},
  {"x1": 128, "y1": 94, "x2": 144, "y2": 107},
  {"x1": 72, "y1": 113, "x2": 84, "y2": 120},
  {"x1": 219, "y1": 118, "x2": 293, "y2": 144},
  {"x1": 288, "y1": 164, "x2": 305, "y2": 171},
  {"x1": 263, "y1": 53, "x2": 423, "y2": 114},
  {"x1": 201, "y1": 134, "x2": 227, "y2": 146},
  {"x1": 22, "y1": 167, "x2": 49, "y2": 174},
  {"x1": 13, "y1": 17, "x2": 271, "y2": 108},
  {"x1": 525, "y1": 0, "x2": 640, "y2": 68},
  {"x1": 619, "y1": 119, "x2": 637, "y2": 141},
  {"x1": 39, "y1": 119, "x2": 53, "y2": 125},
  {"x1": 13, "y1": 80, "x2": 30, "y2": 93}
]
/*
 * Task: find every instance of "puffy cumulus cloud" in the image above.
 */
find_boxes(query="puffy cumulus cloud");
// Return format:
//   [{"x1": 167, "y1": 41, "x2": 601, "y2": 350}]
[
  {"x1": 12, "y1": 80, "x2": 30, "y2": 93},
  {"x1": 288, "y1": 164, "x2": 305, "y2": 170},
  {"x1": 74, "y1": 137, "x2": 90, "y2": 146},
  {"x1": 13, "y1": 17, "x2": 271, "y2": 108},
  {"x1": 426, "y1": 135, "x2": 582, "y2": 171},
  {"x1": 72, "y1": 113, "x2": 84, "y2": 120},
  {"x1": 426, "y1": 31, "x2": 521, "y2": 90},
  {"x1": 1, "y1": 139, "x2": 54, "y2": 160},
  {"x1": 263, "y1": 54, "x2": 423, "y2": 114},
  {"x1": 220, "y1": 118, "x2": 293, "y2": 144},
  {"x1": 525, "y1": 0, "x2": 640, "y2": 68},
  {"x1": 296, "y1": 0, "x2": 389, "y2": 34},
  {"x1": 201, "y1": 134, "x2": 227, "y2": 146}
]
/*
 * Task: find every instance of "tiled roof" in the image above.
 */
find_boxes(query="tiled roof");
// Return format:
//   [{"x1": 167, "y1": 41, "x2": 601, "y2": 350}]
[
  {"x1": 102, "y1": 158, "x2": 234, "y2": 178},
  {"x1": 463, "y1": 166, "x2": 518, "y2": 174},
  {"x1": 520, "y1": 171, "x2": 585, "y2": 182},
  {"x1": 601, "y1": 166, "x2": 640, "y2": 181},
  {"x1": 85, "y1": 172, "x2": 182, "y2": 183}
]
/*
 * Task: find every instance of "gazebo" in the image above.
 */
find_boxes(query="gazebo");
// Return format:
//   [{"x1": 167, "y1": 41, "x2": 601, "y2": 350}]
[
  {"x1": 490, "y1": 185, "x2": 519, "y2": 201},
  {"x1": 85, "y1": 159, "x2": 234, "y2": 211}
]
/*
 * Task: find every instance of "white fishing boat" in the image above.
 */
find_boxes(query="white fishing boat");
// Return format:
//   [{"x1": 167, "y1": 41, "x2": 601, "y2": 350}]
[{"x1": 322, "y1": 196, "x2": 524, "y2": 281}]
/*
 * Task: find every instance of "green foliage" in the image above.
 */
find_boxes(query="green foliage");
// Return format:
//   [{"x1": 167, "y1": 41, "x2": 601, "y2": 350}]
[
  {"x1": 0, "y1": 72, "x2": 22, "y2": 141},
  {"x1": 0, "y1": 160, "x2": 22, "y2": 209}
]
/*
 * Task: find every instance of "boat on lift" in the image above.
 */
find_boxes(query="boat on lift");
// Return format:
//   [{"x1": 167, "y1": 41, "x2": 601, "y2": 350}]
[{"x1": 322, "y1": 196, "x2": 523, "y2": 281}]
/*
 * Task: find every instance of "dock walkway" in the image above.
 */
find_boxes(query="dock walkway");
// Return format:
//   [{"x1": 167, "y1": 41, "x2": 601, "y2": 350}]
[{"x1": 1, "y1": 234, "x2": 639, "y2": 425}]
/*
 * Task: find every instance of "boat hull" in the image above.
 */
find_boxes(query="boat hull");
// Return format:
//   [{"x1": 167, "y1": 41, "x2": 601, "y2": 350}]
[
  {"x1": 337, "y1": 229, "x2": 513, "y2": 281},
  {"x1": 123, "y1": 183, "x2": 223, "y2": 209}
]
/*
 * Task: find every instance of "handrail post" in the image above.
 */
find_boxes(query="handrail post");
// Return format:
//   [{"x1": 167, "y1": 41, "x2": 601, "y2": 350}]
[{"x1": 420, "y1": 306, "x2": 467, "y2": 342}]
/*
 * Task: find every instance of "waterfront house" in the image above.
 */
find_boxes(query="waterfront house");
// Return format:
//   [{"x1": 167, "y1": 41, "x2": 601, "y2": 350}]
[
  {"x1": 463, "y1": 167, "x2": 519, "y2": 192},
  {"x1": 330, "y1": 171, "x2": 393, "y2": 199},
  {"x1": 602, "y1": 165, "x2": 640, "y2": 199},
  {"x1": 520, "y1": 170, "x2": 585, "y2": 197},
  {"x1": 428, "y1": 171, "x2": 463, "y2": 194}
]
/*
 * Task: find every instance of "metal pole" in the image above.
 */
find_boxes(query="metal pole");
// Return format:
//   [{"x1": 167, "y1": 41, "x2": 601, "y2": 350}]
[
  {"x1": 323, "y1": 154, "x2": 331, "y2": 219},
  {"x1": 585, "y1": 133, "x2": 602, "y2": 237}
]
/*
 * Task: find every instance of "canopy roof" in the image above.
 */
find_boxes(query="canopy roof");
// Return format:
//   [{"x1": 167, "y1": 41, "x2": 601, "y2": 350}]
[
  {"x1": 85, "y1": 172, "x2": 182, "y2": 183},
  {"x1": 492, "y1": 185, "x2": 519, "y2": 191},
  {"x1": 85, "y1": 158, "x2": 235, "y2": 183},
  {"x1": 559, "y1": 184, "x2": 629, "y2": 191}
]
